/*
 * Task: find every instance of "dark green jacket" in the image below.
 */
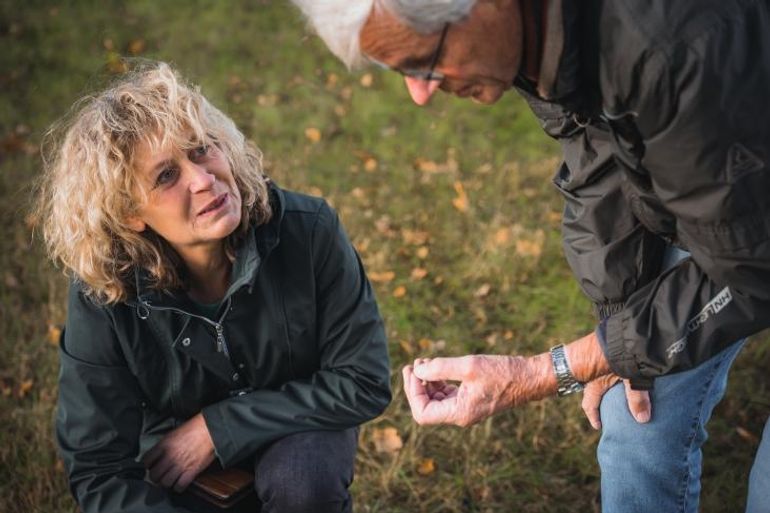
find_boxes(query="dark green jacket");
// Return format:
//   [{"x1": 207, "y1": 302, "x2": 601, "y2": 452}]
[{"x1": 56, "y1": 186, "x2": 392, "y2": 513}]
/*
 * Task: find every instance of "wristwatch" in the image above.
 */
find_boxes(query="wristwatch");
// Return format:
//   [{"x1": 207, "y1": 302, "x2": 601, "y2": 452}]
[{"x1": 550, "y1": 344, "x2": 584, "y2": 396}]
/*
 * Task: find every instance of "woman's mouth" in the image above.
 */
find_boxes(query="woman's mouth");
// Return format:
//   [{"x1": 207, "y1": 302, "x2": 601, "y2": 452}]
[{"x1": 198, "y1": 193, "x2": 228, "y2": 216}]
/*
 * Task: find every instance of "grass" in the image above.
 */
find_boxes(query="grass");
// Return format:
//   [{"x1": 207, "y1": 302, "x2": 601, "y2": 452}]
[{"x1": 1, "y1": 1, "x2": 768, "y2": 512}]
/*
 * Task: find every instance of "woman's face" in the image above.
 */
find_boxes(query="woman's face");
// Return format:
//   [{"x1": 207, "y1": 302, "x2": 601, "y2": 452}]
[{"x1": 127, "y1": 137, "x2": 243, "y2": 258}]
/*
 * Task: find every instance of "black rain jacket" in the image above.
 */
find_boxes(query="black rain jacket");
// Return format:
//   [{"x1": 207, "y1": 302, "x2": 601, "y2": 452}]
[
  {"x1": 515, "y1": 0, "x2": 770, "y2": 383},
  {"x1": 56, "y1": 185, "x2": 392, "y2": 513}
]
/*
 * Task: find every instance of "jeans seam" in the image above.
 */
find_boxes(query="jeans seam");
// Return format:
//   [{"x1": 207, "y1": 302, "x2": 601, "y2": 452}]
[{"x1": 676, "y1": 349, "x2": 733, "y2": 512}]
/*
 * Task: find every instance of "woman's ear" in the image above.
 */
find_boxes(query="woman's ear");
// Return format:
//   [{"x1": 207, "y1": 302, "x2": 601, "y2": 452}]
[{"x1": 125, "y1": 216, "x2": 147, "y2": 232}]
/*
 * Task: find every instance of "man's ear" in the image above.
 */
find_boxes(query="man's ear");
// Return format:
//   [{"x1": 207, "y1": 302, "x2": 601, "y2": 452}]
[{"x1": 125, "y1": 216, "x2": 147, "y2": 232}]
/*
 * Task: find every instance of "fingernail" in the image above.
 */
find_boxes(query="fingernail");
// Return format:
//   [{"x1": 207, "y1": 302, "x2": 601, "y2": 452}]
[{"x1": 634, "y1": 411, "x2": 651, "y2": 423}]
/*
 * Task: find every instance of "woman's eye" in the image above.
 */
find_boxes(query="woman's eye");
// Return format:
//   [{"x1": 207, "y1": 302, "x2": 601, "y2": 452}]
[
  {"x1": 189, "y1": 145, "x2": 209, "y2": 160},
  {"x1": 155, "y1": 167, "x2": 178, "y2": 187}
]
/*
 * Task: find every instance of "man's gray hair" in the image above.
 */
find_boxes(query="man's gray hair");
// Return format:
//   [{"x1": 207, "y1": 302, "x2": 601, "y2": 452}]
[{"x1": 291, "y1": 0, "x2": 477, "y2": 69}]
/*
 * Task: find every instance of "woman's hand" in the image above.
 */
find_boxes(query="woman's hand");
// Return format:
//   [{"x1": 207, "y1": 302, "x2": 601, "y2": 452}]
[
  {"x1": 142, "y1": 413, "x2": 216, "y2": 492},
  {"x1": 582, "y1": 375, "x2": 652, "y2": 429}
]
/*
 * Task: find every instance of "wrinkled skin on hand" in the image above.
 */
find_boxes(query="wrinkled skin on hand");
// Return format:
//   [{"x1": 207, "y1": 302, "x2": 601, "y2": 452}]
[
  {"x1": 582, "y1": 375, "x2": 652, "y2": 429},
  {"x1": 142, "y1": 413, "x2": 216, "y2": 492},
  {"x1": 403, "y1": 353, "x2": 555, "y2": 427}
]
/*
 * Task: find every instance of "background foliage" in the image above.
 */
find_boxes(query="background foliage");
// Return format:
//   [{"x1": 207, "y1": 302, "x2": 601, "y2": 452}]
[{"x1": 1, "y1": 1, "x2": 768, "y2": 512}]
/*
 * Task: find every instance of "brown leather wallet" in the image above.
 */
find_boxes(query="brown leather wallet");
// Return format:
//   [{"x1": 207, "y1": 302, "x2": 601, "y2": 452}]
[{"x1": 188, "y1": 463, "x2": 255, "y2": 509}]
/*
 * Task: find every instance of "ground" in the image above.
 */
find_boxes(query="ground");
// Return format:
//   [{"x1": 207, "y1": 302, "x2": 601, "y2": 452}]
[{"x1": 1, "y1": 2, "x2": 768, "y2": 512}]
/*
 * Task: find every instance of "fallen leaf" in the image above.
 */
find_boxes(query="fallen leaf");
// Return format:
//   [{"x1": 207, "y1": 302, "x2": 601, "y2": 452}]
[
  {"x1": 402, "y1": 229, "x2": 429, "y2": 246},
  {"x1": 304, "y1": 127, "x2": 322, "y2": 143},
  {"x1": 417, "y1": 458, "x2": 436, "y2": 475},
  {"x1": 547, "y1": 211, "x2": 562, "y2": 224},
  {"x1": 363, "y1": 157, "x2": 378, "y2": 172},
  {"x1": 392, "y1": 285, "x2": 407, "y2": 298},
  {"x1": 418, "y1": 338, "x2": 433, "y2": 350},
  {"x1": 371, "y1": 427, "x2": 403, "y2": 453},
  {"x1": 369, "y1": 271, "x2": 395, "y2": 283},
  {"x1": 47, "y1": 325, "x2": 62, "y2": 346},
  {"x1": 18, "y1": 379, "x2": 33, "y2": 398},
  {"x1": 736, "y1": 426, "x2": 759, "y2": 444},
  {"x1": 452, "y1": 181, "x2": 469, "y2": 213},
  {"x1": 4, "y1": 272, "x2": 19, "y2": 289},
  {"x1": 127, "y1": 38, "x2": 145, "y2": 55},
  {"x1": 360, "y1": 73, "x2": 374, "y2": 87},
  {"x1": 494, "y1": 227, "x2": 510, "y2": 245},
  {"x1": 399, "y1": 339, "x2": 414, "y2": 355},
  {"x1": 474, "y1": 284, "x2": 491, "y2": 298},
  {"x1": 414, "y1": 158, "x2": 439, "y2": 173},
  {"x1": 410, "y1": 267, "x2": 428, "y2": 281},
  {"x1": 351, "y1": 187, "x2": 366, "y2": 200},
  {"x1": 416, "y1": 246, "x2": 430, "y2": 259},
  {"x1": 515, "y1": 239, "x2": 543, "y2": 258},
  {"x1": 326, "y1": 72, "x2": 338, "y2": 88}
]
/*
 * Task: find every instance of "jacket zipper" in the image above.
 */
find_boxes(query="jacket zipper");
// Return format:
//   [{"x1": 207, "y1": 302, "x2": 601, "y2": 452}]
[{"x1": 138, "y1": 296, "x2": 234, "y2": 359}]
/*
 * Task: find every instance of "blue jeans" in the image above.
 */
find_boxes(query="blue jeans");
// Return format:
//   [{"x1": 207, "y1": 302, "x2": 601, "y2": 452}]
[
  {"x1": 747, "y1": 417, "x2": 770, "y2": 513},
  {"x1": 598, "y1": 340, "x2": 745, "y2": 513}
]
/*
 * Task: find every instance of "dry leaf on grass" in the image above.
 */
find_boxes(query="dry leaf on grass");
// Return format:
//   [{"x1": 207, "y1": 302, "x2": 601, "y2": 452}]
[
  {"x1": 304, "y1": 127, "x2": 321, "y2": 143},
  {"x1": 416, "y1": 246, "x2": 430, "y2": 259},
  {"x1": 410, "y1": 268, "x2": 428, "y2": 281},
  {"x1": 417, "y1": 458, "x2": 436, "y2": 475},
  {"x1": 359, "y1": 73, "x2": 374, "y2": 87},
  {"x1": 474, "y1": 283, "x2": 491, "y2": 298},
  {"x1": 369, "y1": 271, "x2": 395, "y2": 283},
  {"x1": 47, "y1": 325, "x2": 62, "y2": 346},
  {"x1": 18, "y1": 379, "x2": 34, "y2": 398},
  {"x1": 371, "y1": 427, "x2": 403, "y2": 453},
  {"x1": 392, "y1": 285, "x2": 407, "y2": 298},
  {"x1": 452, "y1": 181, "x2": 469, "y2": 213}
]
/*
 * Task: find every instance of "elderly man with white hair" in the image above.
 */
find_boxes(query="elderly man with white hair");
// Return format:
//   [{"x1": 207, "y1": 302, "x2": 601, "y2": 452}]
[{"x1": 291, "y1": 1, "x2": 770, "y2": 512}]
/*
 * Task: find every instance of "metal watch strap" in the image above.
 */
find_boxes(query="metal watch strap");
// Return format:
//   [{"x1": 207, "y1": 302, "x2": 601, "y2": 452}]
[{"x1": 550, "y1": 344, "x2": 584, "y2": 396}]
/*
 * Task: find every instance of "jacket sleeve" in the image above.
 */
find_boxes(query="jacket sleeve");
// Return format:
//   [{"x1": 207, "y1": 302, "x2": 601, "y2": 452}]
[
  {"x1": 554, "y1": 119, "x2": 667, "y2": 320},
  {"x1": 600, "y1": 3, "x2": 770, "y2": 379},
  {"x1": 202, "y1": 201, "x2": 392, "y2": 467},
  {"x1": 517, "y1": 84, "x2": 667, "y2": 319},
  {"x1": 57, "y1": 284, "x2": 191, "y2": 513}
]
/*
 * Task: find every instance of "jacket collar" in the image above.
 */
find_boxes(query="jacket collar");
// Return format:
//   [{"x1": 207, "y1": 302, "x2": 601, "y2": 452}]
[
  {"x1": 133, "y1": 182, "x2": 284, "y2": 309},
  {"x1": 516, "y1": 0, "x2": 601, "y2": 114}
]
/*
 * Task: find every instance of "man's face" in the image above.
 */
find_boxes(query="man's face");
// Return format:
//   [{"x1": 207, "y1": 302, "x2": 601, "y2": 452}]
[{"x1": 359, "y1": 0, "x2": 522, "y2": 105}]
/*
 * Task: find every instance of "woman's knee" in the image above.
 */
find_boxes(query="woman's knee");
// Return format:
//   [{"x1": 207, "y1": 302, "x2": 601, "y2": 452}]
[{"x1": 255, "y1": 429, "x2": 357, "y2": 513}]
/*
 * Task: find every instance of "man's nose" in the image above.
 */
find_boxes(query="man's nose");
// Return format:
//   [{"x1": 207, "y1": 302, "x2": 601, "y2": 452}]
[{"x1": 404, "y1": 76, "x2": 441, "y2": 106}]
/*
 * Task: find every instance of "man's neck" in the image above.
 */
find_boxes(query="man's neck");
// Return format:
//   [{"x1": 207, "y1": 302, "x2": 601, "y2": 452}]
[{"x1": 519, "y1": 0, "x2": 544, "y2": 83}]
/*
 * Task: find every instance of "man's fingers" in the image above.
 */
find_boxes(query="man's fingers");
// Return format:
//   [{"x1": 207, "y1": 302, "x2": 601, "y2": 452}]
[
  {"x1": 623, "y1": 380, "x2": 652, "y2": 423},
  {"x1": 581, "y1": 374, "x2": 620, "y2": 430},
  {"x1": 402, "y1": 365, "x2": 429, "y2": 412},
  {"x1": 413, "y1": 356, "x2": 469, "y2": 382}
]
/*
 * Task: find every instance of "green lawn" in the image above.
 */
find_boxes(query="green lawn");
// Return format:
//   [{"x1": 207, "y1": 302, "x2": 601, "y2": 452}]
[{"x1": 1, "y1": 2, "x2": 768, "y2": 512}]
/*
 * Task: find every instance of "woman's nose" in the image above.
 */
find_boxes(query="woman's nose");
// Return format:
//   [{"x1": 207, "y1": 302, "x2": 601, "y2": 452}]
[{"x1": 187, "y1": 163, "x2": 216, "y2": 192}]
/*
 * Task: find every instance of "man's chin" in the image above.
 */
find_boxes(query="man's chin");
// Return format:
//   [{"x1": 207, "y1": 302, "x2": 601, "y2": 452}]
[{"x1": 469, "y1": 89, "x2": 504, "y2": 105}]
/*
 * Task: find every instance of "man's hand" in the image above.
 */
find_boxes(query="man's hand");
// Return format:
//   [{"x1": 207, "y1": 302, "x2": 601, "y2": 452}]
[
  {"x1": 142, "y1": 413, "x2": 216, "y2": 492},
  {"x1": 582, "y1": 375, "x2": 652, "y2": 430},
  {"x1": 402, "y1": 354, "x2": 554, "y2": 427}
]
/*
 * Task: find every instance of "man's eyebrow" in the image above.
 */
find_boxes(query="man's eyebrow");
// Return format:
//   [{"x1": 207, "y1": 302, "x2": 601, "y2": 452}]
[{"x1": 394, "y1": 56, "x2": 434, "y2": 69}]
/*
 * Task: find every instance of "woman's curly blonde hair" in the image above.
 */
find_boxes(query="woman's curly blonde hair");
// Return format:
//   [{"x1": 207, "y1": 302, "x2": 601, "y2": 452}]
[{"x1": 36, "y1": 61, "x2": 272, "y2": 304}]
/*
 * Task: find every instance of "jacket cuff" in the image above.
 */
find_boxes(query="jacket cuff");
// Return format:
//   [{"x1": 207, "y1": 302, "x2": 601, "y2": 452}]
[
  {"x1": 594, "y1": 301, "x2": 625, "y2": 321},
  {"x1": 201, "y1": 405, "x2": 237, "y2": 468},
  {"x1": 603, "y1": 311, "x2": 642, "y2": 379}
]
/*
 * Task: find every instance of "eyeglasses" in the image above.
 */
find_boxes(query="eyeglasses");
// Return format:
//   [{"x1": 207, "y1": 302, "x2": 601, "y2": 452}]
[{"x1": 368, "y1": 23, "x2": 450, "y2": 82}]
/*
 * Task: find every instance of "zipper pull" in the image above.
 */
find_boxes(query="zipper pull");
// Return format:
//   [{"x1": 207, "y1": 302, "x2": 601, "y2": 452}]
[{"x1": 215, "y1": 324, "x2": 225, "y2": 353}]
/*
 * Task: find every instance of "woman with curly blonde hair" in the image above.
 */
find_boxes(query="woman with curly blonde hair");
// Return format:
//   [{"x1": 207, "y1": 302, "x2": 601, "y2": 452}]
[{"x1": 37, "y1": 62, "x2": 391, "y2": 513}]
